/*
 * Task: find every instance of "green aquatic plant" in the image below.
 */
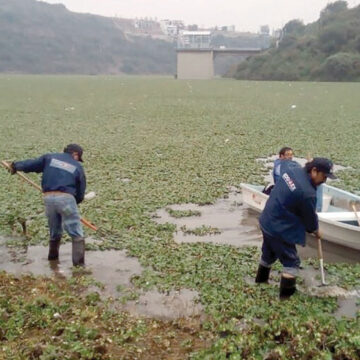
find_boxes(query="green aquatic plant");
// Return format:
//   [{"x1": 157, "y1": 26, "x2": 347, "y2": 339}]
[
  {"x1": 166, "y1": 208, "x2": 202, "y2": 218},
  {"x1": 180, "y1": 225, "x2": 221, "y2": 236},
  {"x1": 0, "y1": 76, "x2": 359, "y2": 358}
]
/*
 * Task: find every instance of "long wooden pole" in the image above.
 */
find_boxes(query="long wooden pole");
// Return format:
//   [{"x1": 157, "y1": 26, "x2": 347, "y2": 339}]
[
  {"x1": 317, "y1": 236, "x2": 327, "y2": 286},
  {"x1": 1, "y1": 160, "x2": 97, "y2": 231},
  {"x1": 351, "y1": 202, "x2": 360, "y2": 227}
]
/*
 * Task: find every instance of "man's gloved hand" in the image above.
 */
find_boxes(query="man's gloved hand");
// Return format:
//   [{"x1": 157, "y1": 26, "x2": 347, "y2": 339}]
[{"x1": 9, "y1": 162, "x2": 17, "y2": 175}]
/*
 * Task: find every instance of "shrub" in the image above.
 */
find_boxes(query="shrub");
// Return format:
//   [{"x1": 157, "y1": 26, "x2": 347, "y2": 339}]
[{"x1": 318, "y1": 52, "x2": 360, "y2": 81}]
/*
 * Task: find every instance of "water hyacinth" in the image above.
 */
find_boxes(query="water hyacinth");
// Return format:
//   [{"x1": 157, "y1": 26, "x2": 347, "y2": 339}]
[{"x1": 0, "y1": 76, "x2": 359, "y2": 358}]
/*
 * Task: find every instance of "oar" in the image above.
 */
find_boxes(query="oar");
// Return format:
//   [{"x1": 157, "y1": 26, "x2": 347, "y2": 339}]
[
  {"x1": 351, "y1": 202, "x2": 360, "y2": 227},
  {"x1": 317, "y1": 236, "x2": 327, "y2": 286},
  {"x1": 1, "y1": 160, "x2": 97, "y2": 231}
]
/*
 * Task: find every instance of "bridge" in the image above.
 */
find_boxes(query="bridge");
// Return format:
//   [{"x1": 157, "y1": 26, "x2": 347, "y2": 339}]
[{"x1": 176, "y1": 47, "x2": 263, "y2": 79}]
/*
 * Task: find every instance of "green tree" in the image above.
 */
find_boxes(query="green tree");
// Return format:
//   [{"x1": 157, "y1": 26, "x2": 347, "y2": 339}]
[
  {"x1": 283, "y1": 19, "x2": 305, "y2": 36},
  {"x1": 318, "y1": 23, "x2": 350, "y2": 54},
  {"x1": 320, "y1": 1, "x2": 348, "y2": 18}
]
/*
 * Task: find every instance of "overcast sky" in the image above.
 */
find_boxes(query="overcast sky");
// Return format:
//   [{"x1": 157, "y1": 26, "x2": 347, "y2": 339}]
[{"x1": 42, "y1": 0, "x2": 360, "y2": 32}]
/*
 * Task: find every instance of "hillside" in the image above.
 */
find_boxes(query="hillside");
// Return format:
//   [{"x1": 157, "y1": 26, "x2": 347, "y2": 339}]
[
  {"x1": 232, "y1": 1, "x2": 360, "y2": 81},
  {"x1": 0, "y1": 0, "x2": 176, "y2": 74}
]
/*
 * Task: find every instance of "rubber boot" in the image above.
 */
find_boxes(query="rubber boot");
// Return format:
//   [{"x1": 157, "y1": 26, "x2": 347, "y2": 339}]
[
  {"x1": 72, "y1": 237, "x2": 85, "y2": 266},
  {"x1": 279, "y1": 275, "x2": 296, "y2": 299},
  {"x1": 48, "y1": 236, "x2": 61, "y2": 261},
  {"x1": 255, "y1": 264, "x2": 271, "y2": 283}
]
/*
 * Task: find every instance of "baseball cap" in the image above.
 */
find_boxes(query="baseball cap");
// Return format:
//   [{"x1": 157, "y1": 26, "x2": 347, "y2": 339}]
[
  {"x1": 309, "y1": 157, "x2": 337, "y2": 179},
  {"x1": 64, "y1": 144, "x2": 83, "y2": 162}
]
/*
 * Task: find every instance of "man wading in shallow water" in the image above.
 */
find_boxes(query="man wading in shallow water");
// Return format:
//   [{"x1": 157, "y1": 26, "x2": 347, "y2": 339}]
[
  {"x1": 9, "y1": 144, "x2": 86, "y2": 266},
  {"x1": 255, "y1": 158, "x2": 336, "y2": 299}
]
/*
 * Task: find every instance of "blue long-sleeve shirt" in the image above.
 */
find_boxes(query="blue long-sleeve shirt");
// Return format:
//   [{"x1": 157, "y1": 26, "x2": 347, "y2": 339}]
[
  {"x1": 260, "y1": 160, "x2": 318, "y2": 246},
  {"x1": 273, "y1": 158, "x2": 282, "y2": 184},
  {"x1": 14, "y1": 152, "x2": 86, "y2": 204}
]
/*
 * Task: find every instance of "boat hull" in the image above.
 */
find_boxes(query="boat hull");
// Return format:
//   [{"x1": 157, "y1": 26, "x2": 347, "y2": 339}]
[{"x1": 240, "y1": 183, "x2": 360, "y2": 251}]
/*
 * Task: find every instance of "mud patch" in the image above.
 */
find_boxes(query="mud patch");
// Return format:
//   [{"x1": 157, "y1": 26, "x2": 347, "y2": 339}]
[
  {"x1": 124, "y1": 289, "x2": 203, "y2": 321},
  {"x1": 153, "y1": 187, "x2": 263, "y2": 248}
]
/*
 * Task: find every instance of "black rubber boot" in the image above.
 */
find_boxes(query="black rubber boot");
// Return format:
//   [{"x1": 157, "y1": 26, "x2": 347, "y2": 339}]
[
  {"x1": 255, "y1": 264, "x2": 271, "y2": 283},
  {"x1": 279, "y1": 275, "x2": 296, "y2": 299},
  {"x1": 48, "y1": 237, "x2": 61, "y2": 261},
  {"x1": 72, "y1": 237, "x2": 85, "y2": 266}
]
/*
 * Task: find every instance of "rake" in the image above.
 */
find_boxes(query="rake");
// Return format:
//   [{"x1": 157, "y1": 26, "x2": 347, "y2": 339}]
[{"x1": 1, "y1": 160, "x2": 97, "y2": 231}]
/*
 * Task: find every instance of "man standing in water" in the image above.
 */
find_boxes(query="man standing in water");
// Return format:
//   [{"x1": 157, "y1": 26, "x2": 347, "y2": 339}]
[
  {"x1": 9, "y1": 144, "x2": 86, "y2": 266},
  {"x1": 255, "y1": 158, "x2": 336, "y2": 299}
]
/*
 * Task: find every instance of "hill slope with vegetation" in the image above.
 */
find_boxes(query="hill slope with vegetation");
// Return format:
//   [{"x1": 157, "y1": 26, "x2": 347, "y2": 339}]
[
  {"x1": 233, "y1": 1, "x2": 360, "y2": 81},
  {"x1": 0, "y1": 0, "x2": 176, "y2": 74}
]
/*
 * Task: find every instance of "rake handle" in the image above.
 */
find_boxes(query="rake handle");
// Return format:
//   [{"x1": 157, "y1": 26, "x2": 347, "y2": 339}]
[
  {"x1": 1, "y1": 160, "x2": 97, "y2": 231},
  {"x1": 2, "y1": 160, "x2": 42, "y2": 191}
]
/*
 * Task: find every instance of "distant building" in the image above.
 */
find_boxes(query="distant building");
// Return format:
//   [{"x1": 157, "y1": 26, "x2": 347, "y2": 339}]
[
  {"x1": 220, "y1": 25, "x2": 236, "y2": 32},
  {"x1": 160, "y1": 19, "x2": 185, "y2": 37},
  {"x1": 187, "y1": 24, "x2": 199, "y2": 31},
  {"x1": 272, "y1": 29, "x2": 284, "y2": 48},
  {"x1": 177, "y1": 30, "x2": 212, "y2": 49},
  {"x1": 272, "y1": 29, "x2": 283, "y2": 39},
  {"x1": 133, "y1": 18, "x2": 160, "y2": 33},
  {"x1": 260, "y1": 25, "x2": 270, "y2": 35}
]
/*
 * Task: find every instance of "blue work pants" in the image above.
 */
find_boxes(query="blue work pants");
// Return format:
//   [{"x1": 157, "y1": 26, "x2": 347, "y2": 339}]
[
  {"x1": 260, "y1": 230, "x2": 300, "y2": 276},
  {"x1": 44, "y1": 194, "x2": 83, "y2": 240}
]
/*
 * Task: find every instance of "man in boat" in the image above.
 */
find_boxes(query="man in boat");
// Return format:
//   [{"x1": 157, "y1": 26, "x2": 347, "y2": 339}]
[
  {"x1": 255, "y1": 157, "x2": 336, "y2": 299},
  {"x1": 263, "y1": 147, "x2": 294, "y2": 195},
  {"x1": 8, "y1": 144, "x2": 86, "y2": 266},
  {"x1": 273, "y1": 147, "x2": 294, "y2": 184}
]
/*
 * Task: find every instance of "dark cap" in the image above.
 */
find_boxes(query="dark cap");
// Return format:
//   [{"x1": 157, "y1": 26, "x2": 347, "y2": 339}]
[
  {"x1": 64, "y1": 144, "x2": 83, "y2": 162},
  {"x1": 308, "y1": 157, "x2": 337, "y2": 179}
]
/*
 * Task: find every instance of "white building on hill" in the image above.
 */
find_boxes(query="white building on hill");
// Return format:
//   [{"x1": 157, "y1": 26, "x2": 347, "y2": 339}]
[
  {"x1": 177, "y1": 30, "x2": 212, "y2": 49},
  {"x1": 160, "y1": 19, "x2": 185, "y2": 37}
]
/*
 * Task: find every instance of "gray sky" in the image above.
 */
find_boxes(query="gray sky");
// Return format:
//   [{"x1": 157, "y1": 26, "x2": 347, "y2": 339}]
[{"x1": 42, "y1": 0, "x2": 360, "y2": 32}]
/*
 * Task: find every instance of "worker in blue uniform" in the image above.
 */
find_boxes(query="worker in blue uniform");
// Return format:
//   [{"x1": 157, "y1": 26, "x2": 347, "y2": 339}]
[
  {"x1": 255, "y1": 158, "x2": 336, "y2": 299},
  {"x1": 263, "y1": 147, "x2": 294, "y2": 195},
  {"x1": 273, "y1": 146, "x2": 294, "y2": 184},
  {"x1": 9, "y1": 144, "x2": 87, "y2": 266}
]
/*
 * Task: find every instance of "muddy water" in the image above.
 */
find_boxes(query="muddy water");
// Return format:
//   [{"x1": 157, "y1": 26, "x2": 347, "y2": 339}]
[
  {"x1": 299, "y1": 235, "x2": 360, "y2": 264},
  {"x1": 334, "y1": 297, "x2": 360, "y2": 319},
  {"x1": 1, "y1": 179, "x2": 359, "y2": 320},
  {"x1": 0, "y1": 239, "x2": 143, "y2": 290},
  {"x1": 154, "y1": 187, "x2": 263, "y2": 248},
  {"x1": 154, "y1": 187, "x2": 359, "y2": 264},
  {"x1": 154, "y1": 188, "x2": 359, "y2": 317},
  {"x1": 0, "y1": 236, "x2": 203, "y2": 320}
]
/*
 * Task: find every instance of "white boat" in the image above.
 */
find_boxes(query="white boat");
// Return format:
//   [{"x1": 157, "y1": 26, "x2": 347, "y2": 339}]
[{"x1": 240, "y1": 183, "x2": 360, "y2": 250}]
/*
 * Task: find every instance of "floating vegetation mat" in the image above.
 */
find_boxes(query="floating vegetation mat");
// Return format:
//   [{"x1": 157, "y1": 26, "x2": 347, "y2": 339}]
[{"x1": 0, "y1": 77, "x2": 360, "y2": 358}]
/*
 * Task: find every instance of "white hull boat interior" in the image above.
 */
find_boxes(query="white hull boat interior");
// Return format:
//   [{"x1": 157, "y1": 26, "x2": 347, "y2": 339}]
[{"x1": 240, "y1": 183, "x2": 360, "y2": 250}]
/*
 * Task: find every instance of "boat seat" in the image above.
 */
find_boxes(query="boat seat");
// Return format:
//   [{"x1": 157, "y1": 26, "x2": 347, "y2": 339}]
[{"x1": 318, "y1": 211, "x2": 360, "y2": 222}]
